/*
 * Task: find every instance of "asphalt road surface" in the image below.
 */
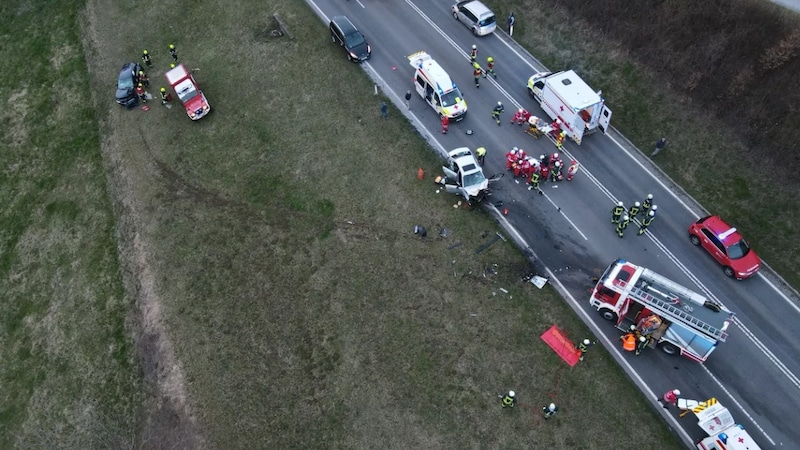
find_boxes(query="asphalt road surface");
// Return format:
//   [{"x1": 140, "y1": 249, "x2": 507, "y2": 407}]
[{"x1": 307, "y1": 0, "x2": 800, "y2": 447}]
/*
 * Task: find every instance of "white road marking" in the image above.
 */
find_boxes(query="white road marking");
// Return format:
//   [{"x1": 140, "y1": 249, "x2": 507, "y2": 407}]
[
  {"x1": 309, "y1": 0, "x2": 795, "y2": 443},
  {"x1": 700, "y1": 364, "x2": 777, "y2": 446}
]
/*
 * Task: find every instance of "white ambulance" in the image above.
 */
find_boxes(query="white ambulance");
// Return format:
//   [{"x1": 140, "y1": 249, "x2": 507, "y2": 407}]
[{"x1": 408, "y1": 51, "x2": 468, "y2": 121}]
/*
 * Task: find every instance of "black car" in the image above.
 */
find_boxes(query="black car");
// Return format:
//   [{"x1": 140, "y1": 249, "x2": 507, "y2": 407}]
[
  {"x1": 329, "y1": 16, "x2": 371, "y2": 62},
  {"x1": 115, "y1": 62, "x2": 141, "y2": 108}
]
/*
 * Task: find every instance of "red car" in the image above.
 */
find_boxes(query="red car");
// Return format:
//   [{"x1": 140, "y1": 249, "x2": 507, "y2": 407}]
[
  {"x1": 689, "y1": 215, "x2": 760, "y2": 279},
  {"x1": 165, "y1": 64, "x2": 210, "y2": 120}
]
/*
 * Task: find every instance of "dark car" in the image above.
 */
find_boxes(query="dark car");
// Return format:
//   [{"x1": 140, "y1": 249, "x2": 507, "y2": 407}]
[
  {"x1": 329, "y1": 16, "x2": 371, "y2": 62},
  {"x1": 115, "y1": 62, "x2": 141, "y2": 108}
]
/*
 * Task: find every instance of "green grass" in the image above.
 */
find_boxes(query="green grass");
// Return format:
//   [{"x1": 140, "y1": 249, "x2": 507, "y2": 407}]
[
  {"x1": 487, "y1": 0, "x2": 800, "y2": 288},
  {"x1": 78, "y1": 0, "x2": 681, "y2": 448},
  {"x1": 0, "y1": 0, "x2": 142, "y2": 447}
]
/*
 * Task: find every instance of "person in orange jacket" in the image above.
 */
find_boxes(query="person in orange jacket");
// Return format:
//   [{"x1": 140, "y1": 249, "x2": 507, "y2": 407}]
[{"x1": 620, "y1": 332, "x2": 636, "y2": 352}]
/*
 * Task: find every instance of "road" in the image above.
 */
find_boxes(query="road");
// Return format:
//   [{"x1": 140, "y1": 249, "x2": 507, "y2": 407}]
[{"x1": 307, "y1": 0, "x2": 800, "y2": 447}]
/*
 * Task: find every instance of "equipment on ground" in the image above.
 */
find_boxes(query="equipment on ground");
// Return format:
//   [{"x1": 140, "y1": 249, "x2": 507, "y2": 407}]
[{"x1": 589, "y1": 259, "x2": 734, "y2": 362}]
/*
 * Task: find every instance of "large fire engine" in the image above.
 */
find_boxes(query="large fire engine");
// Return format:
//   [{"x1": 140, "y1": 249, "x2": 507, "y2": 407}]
[{"x1": 590, "y1": 259, "x2": 734, "y2": 362}]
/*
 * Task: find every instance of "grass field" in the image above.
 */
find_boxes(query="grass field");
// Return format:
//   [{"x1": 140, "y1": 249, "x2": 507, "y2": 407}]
[
  {"x1": 0, "y1": 1, "x2": 142, "y2": 448},
  {"x1": 487, "y1": 0, "x2": 800, "y2": 288},
  {"x1": 74, "y1": 0, "x2": 681, "y2": 448}
]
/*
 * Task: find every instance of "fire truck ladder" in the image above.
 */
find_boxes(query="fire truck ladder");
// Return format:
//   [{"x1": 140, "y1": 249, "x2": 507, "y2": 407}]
[{"x1": 627, "y1": 286, "x2": 729, "y2": 342}]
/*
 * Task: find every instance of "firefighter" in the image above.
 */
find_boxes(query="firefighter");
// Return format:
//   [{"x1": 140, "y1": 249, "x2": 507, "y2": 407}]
[
  {"x1": 135, "y1": 83, "x2": 147, "y2": 103},
  {"x1": 169, "y1": 44, "x2": 178, "y2": 62},
  {"x1": 550, "y1": 161, "x2": 562, "y2": 182},
  {"x1": 484, "y1": 56, "x2": 496, "y2": 78},
  {"x1": 576, "y1": 338, "x2": 594, "y2": 361},
  {"x1": 642, "y1": 194, "x2": 654, "y2": 213},
  {"x1": 638, "y1": 210, "x2": 656, "y2": 235},
  {"x1": 159, "y1": 87, "x2": 170, "y2": 105},
  {"x1": 491, "y1": 101, "x2": 504, "y2": 125},
  {"x1": 611, "y1": 201, "x2": 625, "y2": 223},
  {"x1": 616, "y1": 214, "x2": 630, "y2": 238},
  {"x1": 628, "y1": 201, "x2": 641, "y2": 219},
  {"x1": 469, "y1": 44, "x2": 477, "y2": 64},
  {"x1": 635, "y1": 335, "x2": 649, "y2": 355},
  {"x1": 542, "y1": 403, "x2": 558, "y2": 419},
  {"x1": 650, "y1": 205, "x2": 658, "y2": 217},
  {"x1": 170, "y1": 63, "x2": 176, "y2": 70},
  {"x1": 555, "y1": 130, "x2": 567, "y2": 149},
  {"x1": 528, "y1": 170, "x2": 542, "y2": 194},
  {"x1": 620, "y1": 332, "x2": 636, "y2": 352},
  {"x1": 566, "y1": 159, "x2": 579, "y2": 181},
  {"x1": 500, "y1": 390, "x2": 516, "y2": 408},
  {"x1": 506, "y1": 147, "x2": 518, "y2": 170},
  {"x1": 441, "y1": 115, "x2": 449, "y2": 134},
  {"x1": 138, "y1": 70, "x2": 150, "y2": 87},
  {"x1": 511, "y1": 108, "x2": 529, "y2": 125},
  {"x1": 142, "y1": 49, "x2": 152, "y2": 67},
  {"x1": 476, "y1": 146, "x2": 486, "y2": 165},
  {"x1": 473, "y1": 62, "x2": 482, "y2": 88}
]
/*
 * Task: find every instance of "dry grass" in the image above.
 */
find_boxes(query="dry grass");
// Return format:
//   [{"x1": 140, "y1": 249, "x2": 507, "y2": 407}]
[
  {"x1": 0, "y1": 1, "x2": 142, "y2": 447},
  {"x1": 77, "y1": 0, "x2": 681, "y2": 448}
]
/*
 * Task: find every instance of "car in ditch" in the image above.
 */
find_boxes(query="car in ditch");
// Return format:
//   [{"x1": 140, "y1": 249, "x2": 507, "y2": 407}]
[
  {"x1": 115, "y1": 62, "x2": 141, "y2": 108},
  {"x1": 165, "y1": 63, "x2": 211, "y2": 120},
  {"x1": 438, "y1": 148, "x2": 501, "y2": 204}
]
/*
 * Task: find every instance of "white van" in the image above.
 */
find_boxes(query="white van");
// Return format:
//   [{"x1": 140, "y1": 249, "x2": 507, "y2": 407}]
[
  {"x1": 408, "y1": 51, "x2": 468, "y2": 121},
  {"x1": 451, "y1": 1, "x2": 496, "y2": 36}
]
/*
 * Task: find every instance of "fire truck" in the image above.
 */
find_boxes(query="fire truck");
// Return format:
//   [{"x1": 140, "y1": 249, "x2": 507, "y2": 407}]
[
  {"x1": 590, "y1": 259, "x2": 734, "y2": 362},
  {"x1": 686, "y1": 398, "x2": 761, "y2": 450}
]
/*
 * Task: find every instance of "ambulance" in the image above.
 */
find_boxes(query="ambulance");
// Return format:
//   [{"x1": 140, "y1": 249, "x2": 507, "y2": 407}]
[
  {"x1": 408, "y1": 51, "x2": 468, "y2": 121},
  {"x1": 687, "y1": 398, "x2": 761, "y2": 450}
]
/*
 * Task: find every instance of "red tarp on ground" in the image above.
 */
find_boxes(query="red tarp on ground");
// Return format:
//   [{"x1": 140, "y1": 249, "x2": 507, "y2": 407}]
[{"x1": 540, "y1": 325, "x2": 581, "y2": 367}]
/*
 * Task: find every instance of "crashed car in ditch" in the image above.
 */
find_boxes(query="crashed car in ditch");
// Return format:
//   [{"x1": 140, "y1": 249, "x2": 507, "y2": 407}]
[{"x1": 438, "y1": 147, "x2": 501, "y2": 204}]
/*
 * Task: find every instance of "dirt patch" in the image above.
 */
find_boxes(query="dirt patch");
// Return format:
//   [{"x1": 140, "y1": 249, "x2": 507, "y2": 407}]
[{"x1": 79, "y1": 2, "x2": 203, "y2": 448}]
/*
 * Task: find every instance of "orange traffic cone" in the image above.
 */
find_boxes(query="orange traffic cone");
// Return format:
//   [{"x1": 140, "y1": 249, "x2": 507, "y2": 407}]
[
  {"x1": 417, "y1": 167, "x2": 425, "y2": 180},
  {"x1": 503, "y1": 207, "x2": 509, "y2": 216}
]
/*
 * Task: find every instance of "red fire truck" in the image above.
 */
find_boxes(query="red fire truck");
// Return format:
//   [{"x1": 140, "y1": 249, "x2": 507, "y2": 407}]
[{"x1": 590, "y1": 259, "x2": 734, "y2": 362}]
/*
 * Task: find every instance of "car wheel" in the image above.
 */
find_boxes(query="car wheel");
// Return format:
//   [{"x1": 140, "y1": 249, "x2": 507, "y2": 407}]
[
  {"x1": 723, "y1": 266, "x2": 735, "y2": 278},
  {"x1": 528, "y1": 88, "x2": 535, "y2": 98},
  {"x1": 599, "y1": 308, "x2": 617, "y2": 322},
  {"x1": 659, "y1": 342, "x2": 679, "y2": 356},
  {"x1": 690, "y1": 234, "x2": 700, "y2": 246},
  {"x1": 472, "y1": 27, "x2": 479, "y2": 36},
  {"x1": 453, "y1": 11, "x2": 458, "y2": 20}
]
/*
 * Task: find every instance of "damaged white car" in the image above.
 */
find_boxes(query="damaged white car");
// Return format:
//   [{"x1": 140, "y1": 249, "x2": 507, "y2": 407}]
[{"x1": 438, "y1": 147, "x2": 501, "y2": 204}]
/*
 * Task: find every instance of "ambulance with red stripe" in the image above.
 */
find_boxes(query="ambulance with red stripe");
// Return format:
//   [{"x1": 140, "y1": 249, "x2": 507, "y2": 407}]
[{"x1": 408, "y1": 51, "x2": 467, "y2": 121}]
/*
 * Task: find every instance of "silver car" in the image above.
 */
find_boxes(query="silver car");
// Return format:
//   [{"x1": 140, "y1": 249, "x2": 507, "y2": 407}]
[
  {"x1": 440, "y1": 148, "x2": 501, "y2": 204},
  {"x1": 451, "y1": 0, "x2": 497, "y2": 36}
]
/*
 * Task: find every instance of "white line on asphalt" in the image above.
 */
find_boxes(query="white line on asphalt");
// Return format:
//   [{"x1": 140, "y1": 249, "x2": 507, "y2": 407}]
[
  {"x1": 541, "y1": 191, "x2": 588, "y2": 240},
  {"x1": 489, "y1": 204, "x2": 695, "y2": 448},
  {"x1": 313, "y1": 0, "x2": 792, "y2": 443},
  {"x1": 699, "y1": 364, "x2": 777, "y2": 446}
]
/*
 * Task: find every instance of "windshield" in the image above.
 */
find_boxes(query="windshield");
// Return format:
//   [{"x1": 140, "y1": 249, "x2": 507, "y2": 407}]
[
  {"x1": 345, "y1": 32, "x2": 365, "y2": 48},
  {"x1": 479, "y1": 15, "x2": 496, "y2": 27},
  {"x1": 175, "y1": 80, "x2": 199, "y2": 103},
  {"x1": 118, "y1": 70, "x2": 134, "y2": 89},
  {"x1": 440, "y1": 89, "x2": 463, "y2": 108},
  {"x1": 726, "y1": 239, "x2": 751, "y2": 259},
  {"x1": 462, "y1": 170, "x2": 486, "y2": 187}
]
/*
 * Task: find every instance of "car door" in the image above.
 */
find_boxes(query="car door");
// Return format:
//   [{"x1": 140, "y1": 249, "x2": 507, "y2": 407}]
[{"x1": 701, "y1": 229, "x2": 728, "y2": 265}]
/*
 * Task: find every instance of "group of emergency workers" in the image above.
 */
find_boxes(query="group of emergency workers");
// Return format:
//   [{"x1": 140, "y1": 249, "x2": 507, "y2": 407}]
[
  {"x1": 503, "y1": 147, "x2": 580, "y2": 194},
  {"x1": 620, "y1": 324, "x2": 652, "y2": 356},
  {"x1": 611, "y1": 194, "x2": 657, "y2": 237},
  {"x1": 135, "y1": 46, "x2": 181, "y2": 107}
]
